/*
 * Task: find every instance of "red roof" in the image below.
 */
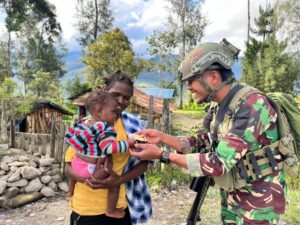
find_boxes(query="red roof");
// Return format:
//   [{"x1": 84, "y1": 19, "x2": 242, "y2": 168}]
[{"x1": 72, "y1": 88, "x2": 177, "y2": 115}]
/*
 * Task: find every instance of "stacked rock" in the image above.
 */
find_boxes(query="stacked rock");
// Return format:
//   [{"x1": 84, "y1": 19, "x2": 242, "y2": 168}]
[{"x1": 0, "y1": 153, "x2": 68, "y2": 208}]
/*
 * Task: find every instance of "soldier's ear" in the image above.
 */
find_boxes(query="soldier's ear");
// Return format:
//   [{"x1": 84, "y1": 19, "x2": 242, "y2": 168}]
[{"x1": 208, "y1": 70, "x2": 220, "y2": 83}]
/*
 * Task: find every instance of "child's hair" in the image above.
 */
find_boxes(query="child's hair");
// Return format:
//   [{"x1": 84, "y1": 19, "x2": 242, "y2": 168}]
[
  {"x1": 103, "y1": 70, "x2": 134, "y2": 90},
  {"x1": 85, "y1": 91, "x2": 116, "y2": 113}
]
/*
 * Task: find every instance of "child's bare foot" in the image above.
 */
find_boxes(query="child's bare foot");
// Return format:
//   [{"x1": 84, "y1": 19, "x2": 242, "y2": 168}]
[{"x1": 105, "y1": 208, "x2": 125, "y2": 218}]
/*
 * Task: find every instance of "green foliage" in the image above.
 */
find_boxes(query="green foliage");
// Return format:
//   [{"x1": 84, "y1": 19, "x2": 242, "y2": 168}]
[
  {"x1": 276, "y1": 0, "x2": 300, "y2": 56},
  {"x1": 282, "y1": 189, "x2": 300, "y2": 224},
  {"x1": 14, "y1": 96, "x2": 36, "y2": 118},
  {"x1": 84, "y1": 28, "x2": 144, "y2": 87},
  {"x1": 15, "y1": 25, "x2": 66, "y2": 91},
  {"x1": 0, "y1": 34, "x2": 9, "y2": 83},
  {"x1": 28, "y1": 71, "x2": 62, "y2": 100},
  {"x1": 0, "y1": 0, "x2": 61, "y2": 36},
  {"x1": 286, "y1": 168, "x2": 300, "y2": 190},
  {"x1": 146, "y1": 164, "x2": 190, "y2": 188},
  {"x1": 182, "y1": 96, "x2": 209, "y2": 112},
  {"x1": 171, "y1": 109, "x2": 205, "y2": 136},
  {"x1": 296, "y1": 94, "x2": 300, "y2": 106},
  {"x1": 65, "y1": 77, "x2": 91, "y2": 98},
  {"x1": 147, "y1": 30, "x2": 177, "y2": 62},
  {"x1": 147, "y1": 0, "x2": 207, "y2": 108},
  {"x1": 252, "y1": 5, "x2": 278, "y2": 40},
  {"x1": 241, "y1": 4, "x2": 300, "y2": 93},
  {"x1": 75, "y1": 0, "x2": 113, "y2": 47},
  {"x1": 0, "y1": 77, "x2": 17, "y2": 99}
]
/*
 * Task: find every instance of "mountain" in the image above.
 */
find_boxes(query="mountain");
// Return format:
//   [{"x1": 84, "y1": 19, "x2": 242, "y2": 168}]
[
  {"x1": 62, "y1": 50, "x2": 86, "y2": 82},
  {"x1": 135, "y1": 56, "x2": 242, "y2": 87},
  {"x1": 62, "y1": 51, "x2": 243, "y2": 86}
]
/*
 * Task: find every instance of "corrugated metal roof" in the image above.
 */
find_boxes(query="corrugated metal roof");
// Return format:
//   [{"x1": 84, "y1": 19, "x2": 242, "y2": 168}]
[{"x1": 138, "y1": 88, "x2": 175, "y2": 99}]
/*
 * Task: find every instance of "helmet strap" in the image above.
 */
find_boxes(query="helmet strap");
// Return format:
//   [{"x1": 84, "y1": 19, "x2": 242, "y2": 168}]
[{"x1": 198, "y1": 76, "x2": 235, "y2": 103}]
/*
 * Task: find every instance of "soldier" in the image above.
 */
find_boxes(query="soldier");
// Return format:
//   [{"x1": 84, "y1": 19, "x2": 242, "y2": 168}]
[{"x1": 130, "y1": 39, "x2": 286, "y2": 225}]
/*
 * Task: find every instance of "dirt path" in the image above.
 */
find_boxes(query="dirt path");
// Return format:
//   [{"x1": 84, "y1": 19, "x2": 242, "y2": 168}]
[
  {"x1": 171, "y1": 112, "x2": 202, "y2": 133},
  {"x1": 0, "y1": 185, "x2": 221, "y2": 225},
  {"x1": 0, "y1": 111, "x2": 214, "y2": 225}
]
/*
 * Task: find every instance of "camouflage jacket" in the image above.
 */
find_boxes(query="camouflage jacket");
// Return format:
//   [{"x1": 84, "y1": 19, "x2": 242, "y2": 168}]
[{"x1": 185, "y1": 83, "x2": 286, "y2": 215}]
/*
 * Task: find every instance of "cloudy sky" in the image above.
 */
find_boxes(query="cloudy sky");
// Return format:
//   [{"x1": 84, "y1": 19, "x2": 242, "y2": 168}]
[{"x1": 1, "y1": 0, "x2": 272, "y2": 56}]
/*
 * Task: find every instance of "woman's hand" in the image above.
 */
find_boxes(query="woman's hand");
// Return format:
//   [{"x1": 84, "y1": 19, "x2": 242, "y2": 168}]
[
  {"x1": 129, "y1": 143, "x2": 163, "y2": 160},
  {"x1": 85, "y1": 169, "x2": 122, "y2": 189},
  {"x1": 135, "y1": 129, "x2": 163, "y2": 144}
]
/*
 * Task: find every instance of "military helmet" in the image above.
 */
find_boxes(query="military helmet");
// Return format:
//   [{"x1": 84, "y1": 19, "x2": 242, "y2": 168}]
[{"x1": 179, "y1": 39, "x2": 240, "y2": 82}]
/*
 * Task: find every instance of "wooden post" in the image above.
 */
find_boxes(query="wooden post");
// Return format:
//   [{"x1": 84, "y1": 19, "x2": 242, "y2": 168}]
[
  {"x1": 50, "y1": 115, "x2": 56, "y2": 158},
  {"x1": 162, "y1": 99, "x2": 170, "y2": 135},
  {"x1": 62, "y1": 122, "x2": 70, "y2": 177},
  {"x1": 18, "y1": 133, "x2": 25, "y2": 149},
  {"x1": 147, "y1": 96, "x2": 154, "y2": 128},
  {"x1": 55, "y1": 121, "x2": 65, "y2": 165},
  {"x1": 10, "y1": 104, "x2": 16, "y2": 148},
  {"x1": 1, "y1": 99, "x2": 8, "y2": 143}
]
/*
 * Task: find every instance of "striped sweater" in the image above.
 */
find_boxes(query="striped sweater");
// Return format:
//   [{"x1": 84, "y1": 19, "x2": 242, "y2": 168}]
[{"x1": 64, "y1": 119, "x2": 129, "y2": 157}]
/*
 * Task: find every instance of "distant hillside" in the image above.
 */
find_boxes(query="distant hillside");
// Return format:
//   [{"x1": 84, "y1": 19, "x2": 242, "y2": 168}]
[
  {"x1": 62, "y1": 50, "x2": 86, "y2": 82},
  {"x1": 135, "y1": 57, "x2": 242, "y2": 87},
  {"x1": 62, "y1": 51, "x2": 243, "y2": 86}
]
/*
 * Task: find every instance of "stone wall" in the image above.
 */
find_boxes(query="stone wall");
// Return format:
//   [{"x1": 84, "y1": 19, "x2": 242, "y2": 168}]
[{"x1": 0, "y1": 146, "x2": 68, "y2": 208}]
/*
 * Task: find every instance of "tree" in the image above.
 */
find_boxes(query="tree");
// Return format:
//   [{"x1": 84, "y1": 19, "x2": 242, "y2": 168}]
[
  {"x1": 252, "y1": 4, "x2": 278, "y2": 41},
  {"x1": 28, "y1": 71, "x2": 62, "y2": 99},
  {"x1": 241, "y1": 4, "x2": 299, "y2": 94},
  {"x1": 0, "y1": 0, "x2": 61, "y2": 35},
  {"x1": 259, "y1": 37, "x2": 298, "y2": 93},
  {"x1": 247, "y1": 0, "x2": 250, "y2": 43},
  {"x1": 241, "y1": 38, "x2": 264, "y2": 91},
  {"x1": 147, "y1": 0, "x2": 207, "y2": 108},
  {"x1": 276, "y1": 0, "x2": 300, "y2": 56},
  {"x1": 0, "y1": 31, "x2": 10, "y2": 83},
  {"x1": 84, "y1": 28, "x2": 144, "y2": 87},
  {"x1": 0, "y1": 77, "x2": 18, "y2": 100},
  {"x1": 75, "y1": 0, "x2": 113, "y2": 47},
  {"x1": 12, "y1": 7, "x2": 66, "y2": 94},
  {"x1": 0, "y1": 0, "x2": 61, "y2": 78},
  {"x1": 65, "y1": 77, "x2": 91, "y2": 98}
]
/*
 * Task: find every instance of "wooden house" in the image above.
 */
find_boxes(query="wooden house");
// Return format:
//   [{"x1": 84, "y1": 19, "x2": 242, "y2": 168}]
[
  {"x1": 70, "y1": 88, "x2": 176, "y2": 125},
  {"x1": 17, "y1": 100, "x2": 73, "y2": 134}
]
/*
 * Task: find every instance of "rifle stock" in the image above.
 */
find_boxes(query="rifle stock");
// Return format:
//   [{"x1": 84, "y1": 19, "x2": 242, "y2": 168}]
[{"x1": 186, "y1": 176, "x2": 213, "y2": 225}]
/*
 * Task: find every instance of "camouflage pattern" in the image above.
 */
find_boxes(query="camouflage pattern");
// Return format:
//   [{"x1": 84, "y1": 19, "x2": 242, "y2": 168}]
[
  {"x1": 179, "y1": 39, "x2": 240, "y2": 82},
  {"x1": 185, "y1": 83, "x2": 286, "y2": 224}
]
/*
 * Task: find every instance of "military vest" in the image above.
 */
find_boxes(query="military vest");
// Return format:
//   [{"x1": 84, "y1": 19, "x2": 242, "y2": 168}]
[{"x1": 209, "y1": 86, "x2": 299, "y2": 192}]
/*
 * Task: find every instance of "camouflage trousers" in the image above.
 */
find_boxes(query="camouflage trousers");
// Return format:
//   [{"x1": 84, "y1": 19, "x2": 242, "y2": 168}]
[{"x1": 220, "y1": 189, "x2": 281, "y2": 225}]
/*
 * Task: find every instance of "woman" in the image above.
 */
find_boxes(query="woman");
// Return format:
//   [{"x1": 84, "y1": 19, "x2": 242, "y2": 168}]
[{"x1": 65, "y1": 70, "x2": 152, "y2": 225}]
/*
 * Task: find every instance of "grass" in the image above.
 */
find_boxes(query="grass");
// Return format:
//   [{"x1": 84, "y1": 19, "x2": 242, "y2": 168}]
[
  {"x1": 283, "y1": 189, "x2": 300, "y2": 224},
  {"x1": 172, "y1": 109, "x2": 205, "y2": 119},
  {"x1": 146, "y1": 164, "x2": 190, "y2": 188},
  {"x1": 168, "y1": 109, "x2": 300, "y2": 225}
]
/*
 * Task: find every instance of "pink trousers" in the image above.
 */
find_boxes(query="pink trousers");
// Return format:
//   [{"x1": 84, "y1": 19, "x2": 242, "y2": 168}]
[{"x1": 71, "y1": 155, "x2": 96, "y2": 178}]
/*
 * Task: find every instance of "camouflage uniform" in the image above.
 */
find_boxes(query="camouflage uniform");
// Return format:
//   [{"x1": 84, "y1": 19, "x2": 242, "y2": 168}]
[{"x1": 185, "y1": 82, "x2": 286, "y2": 225}]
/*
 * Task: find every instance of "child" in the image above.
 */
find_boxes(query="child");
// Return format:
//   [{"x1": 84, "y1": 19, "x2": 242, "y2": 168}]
[{"x1": 64, "y1": 90, "x2": 136, "y2": 218}]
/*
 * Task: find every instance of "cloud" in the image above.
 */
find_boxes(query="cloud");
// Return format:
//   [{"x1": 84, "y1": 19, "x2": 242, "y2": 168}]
[
  {"x1": 202, "y1": 0, "x2": 275, "y2": 52},
  {"x1": 49, "y1": 0, "x2": 77, "y2": 41},
  {"x1": 48, "y1": 0, "x2": 275, "y2": 55},
  {"x1": 126, "y1": 0, "x2": 169, "y2": 32},
  {"x1": 131, "y1": 38, "x2": 148, "y2": 55}
]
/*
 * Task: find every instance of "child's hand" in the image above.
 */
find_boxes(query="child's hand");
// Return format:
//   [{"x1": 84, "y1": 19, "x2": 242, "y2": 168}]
[
  {"x1": 127, "y1": 138, "x2": 136, "y2": 148},
  {"x1": 129, "y1": 134, "x2": 148, "y2": 144}
]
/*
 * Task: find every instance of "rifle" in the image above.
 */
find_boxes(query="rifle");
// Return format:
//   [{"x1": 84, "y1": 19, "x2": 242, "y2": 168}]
[
  {"x1": 186, "y1": 176, "x2": 213, "y2": 225},
  {"x1": 186, "y1": 84, "x2": 246, "y2": 225}
]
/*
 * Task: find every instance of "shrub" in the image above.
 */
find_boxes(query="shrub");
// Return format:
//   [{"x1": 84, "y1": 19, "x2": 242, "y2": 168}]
[{"x1": 146, "y1": 164, "x2": 190, "y2": 188}]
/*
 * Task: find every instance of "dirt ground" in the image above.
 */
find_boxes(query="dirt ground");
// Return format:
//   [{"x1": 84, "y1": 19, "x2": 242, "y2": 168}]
[
  {"x1": 0, "y1": 185, "x2": 221, "y2": 225},
  {"x1": 0, "y1": 111, "x2": 214, "y2": 225}
]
